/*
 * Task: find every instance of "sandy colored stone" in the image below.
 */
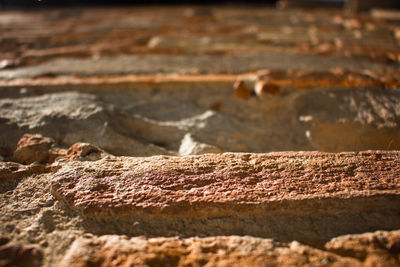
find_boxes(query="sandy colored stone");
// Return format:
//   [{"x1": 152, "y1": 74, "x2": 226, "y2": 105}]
[
  {"x1": 1, "y1": 6, "x2": 399, "y2": 71},
  {"x1": 0, "y1": 7, "x2": 400, "y2": 267},
  {"x1": 13, "y1": 134, "x2": 57, "y2": 165},
  {"x1": 1, "y1": 161, "x2": 32, "y2": 180},
  {"x1": 1, "y1": 136, "x2": 107, "y2": 181},
  {"x1": 51, "y1": 151, "x2": 400, "y2": 217},
  {"x1": 60, "y1": 235, "x2": 360, "y2": 267},
  {"x1": 0, "y1": 92, "x2": 169, "y2": 157},
  {"x1": 296, "y1": 88, "x2": 400, "y2": 151},
  {"x1": 326, "y1": 230, "x2": 400, "y2": 266},
  {"x1": 0, "y1": 161, "x2": 50, "y2": 180},
  {"x1": 2, "y1": 88, "x2": 399, "y2": 155},
  {"x1": 66, "y1": 143, "x2": 105, "y2": 161}
]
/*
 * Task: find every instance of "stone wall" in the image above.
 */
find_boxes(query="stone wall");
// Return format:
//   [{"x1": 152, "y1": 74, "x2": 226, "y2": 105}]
[{"x1": 0, "y1": 6, "x2": 399, "y2": 267}]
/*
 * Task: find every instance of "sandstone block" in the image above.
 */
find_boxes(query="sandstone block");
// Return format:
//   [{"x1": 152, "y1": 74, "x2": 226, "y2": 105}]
[
  {"x1": 60, "y1": 235, "x2": 360, "y2": 267},
  {"x1": 51, "y1": 151, "x2": 400, "y2": 217}
]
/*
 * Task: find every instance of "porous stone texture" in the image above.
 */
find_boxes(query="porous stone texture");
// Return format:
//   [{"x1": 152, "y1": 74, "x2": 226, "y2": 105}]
[
  {"x1": 0, "y1": 92, "x2": 168, "y2": 156},
  {"x1": 0, "y1": 160, "x2": 54, "y2": 181},
  {"x1": 1, "y1": 5, "x2": 400, "y2": 267},
  {"x1": 325, "y1": 230, "x2": 400, "y2": 265},
  {"x1": 59, "y1": 230, "x2": 400, "y2": 266},
  {"x1": 51, "y1": 151, "x2": 400, "y2": 217},
  {"x1": 60, "y1": 235, "x2": 363, "y2": 267}
]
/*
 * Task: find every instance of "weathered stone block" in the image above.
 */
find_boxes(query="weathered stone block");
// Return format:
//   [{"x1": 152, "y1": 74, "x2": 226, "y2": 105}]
[{"x1": 51, "y1": 151, "x2": 400, "y2": 217}]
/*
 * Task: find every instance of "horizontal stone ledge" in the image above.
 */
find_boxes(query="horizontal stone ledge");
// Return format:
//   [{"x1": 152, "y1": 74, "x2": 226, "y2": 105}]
[
  {"x1": 0, "y1": 54, "x2": 390, "y2": 79},
  {"x1": 50, "y1": 151, "x2": 400, "y2": 217},
  {"x1": 0, "y1": 69, "x2": 396, "y2": 90},
  {"x1": 60, "y1": 231, "x2": 400, "y2": 267},
  {"x1": 0, "y1": 74, "x2": 237, "y2": 89},
  {"x1": 61, "y1": 235, "x2": 354, "y2": 267}
]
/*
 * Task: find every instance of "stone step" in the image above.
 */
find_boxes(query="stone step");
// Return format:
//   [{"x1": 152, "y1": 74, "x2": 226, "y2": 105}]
[{"x1": 51, "y1": 151, "x2": 400, "y2": 242}]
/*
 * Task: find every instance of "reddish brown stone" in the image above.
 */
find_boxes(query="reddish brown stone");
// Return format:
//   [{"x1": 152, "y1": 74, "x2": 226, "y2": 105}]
[
  {"x1": 66, "y1": 143, "x2": 103, "y2": 160},
  {"x1": 8, "y1": 134, "x2": 106, "y2": 169},
  {"x1": 233, "y1": 80, "x2": 252, "y2": 100},
  {"x1": 50, "y1": 151, "x2": 400, "y2": 217},
  {"x1": 13, "y1": 134, "x2": 56, "y2": 165},
  {"x1": 60, "y1": 235, "x2": 360, "y2": 267}
]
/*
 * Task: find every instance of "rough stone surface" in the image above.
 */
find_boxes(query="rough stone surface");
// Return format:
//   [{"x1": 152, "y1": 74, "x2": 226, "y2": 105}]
[
  {"x1": 0, "y1": 161, "x2": 50, "y2": 181},
  {"x1": 65, "y1": 142, "x2": 105, "y2": 161},
  {"x1": 13, "y1": 134, "x2": 57, "y2": 164},
  {"x1": 325, "y1": 230, "x2": 400, "y2": 265},
  {"x1": 296, "y1": 88, "x2": 400, "y2": 151},
  {"x1": 51, "y1": 151, "x2": 400, "y2": 217},
  {"x1": 1, "y1": 5, "x2": 400, "y2": 267},
  {"x1": 60, "y1": 235, "x2": 363, "y2": 267},
  {"x1": 1, "y1": 89, "x2": 399, "y2": 155},
  {"x1": 0, "y1": 92, "x2": 169, "y2": 156}
]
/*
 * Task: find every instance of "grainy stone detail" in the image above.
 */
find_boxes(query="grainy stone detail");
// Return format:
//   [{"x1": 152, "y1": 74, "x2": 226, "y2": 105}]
[
  {"x1": 51, "y1": 151, "x2": 400, "y2": 217},
  {"x1": 60, "y1": 231, "x2": 400, "y2": 267},
  {"x1": 60, "y1": 235, "x2": 359, "y2": 267},
  {"x1": 1, "y1": 6, "x2": 400, "y2": 267},
  {"x1": 0, "y1": 161, "x2": 51, "y2": 180}
]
